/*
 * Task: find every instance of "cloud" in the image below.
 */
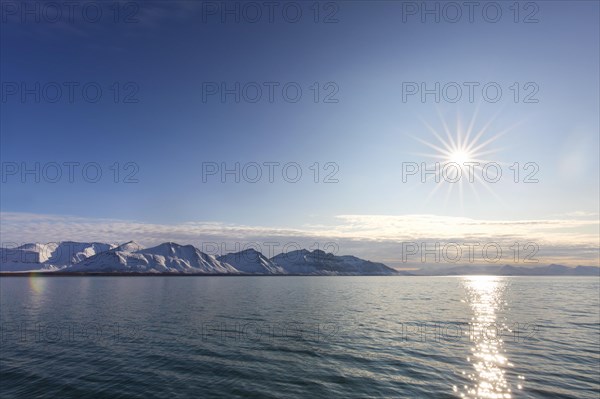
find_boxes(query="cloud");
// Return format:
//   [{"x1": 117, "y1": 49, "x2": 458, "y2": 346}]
[{"x1": 1, "y1": 212, "x2": 598, "y2": 267}]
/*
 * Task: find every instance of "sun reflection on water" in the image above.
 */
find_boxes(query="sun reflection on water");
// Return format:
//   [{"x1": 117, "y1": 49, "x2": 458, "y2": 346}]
[
  {"x1": 28, "y1": 275, "x2": 46, "y2": 295},
  {"x1": 458, "y1": 276, "x2": 521, "y2": 399}
]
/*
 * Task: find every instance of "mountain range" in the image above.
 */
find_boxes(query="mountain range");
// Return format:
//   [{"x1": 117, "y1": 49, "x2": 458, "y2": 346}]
[
  {"x1": 0, "y1": 241, "x2": 597, "y2": 276},
  {"x1": 0, "y1": 241, "x2": 399, "y2": 275}
]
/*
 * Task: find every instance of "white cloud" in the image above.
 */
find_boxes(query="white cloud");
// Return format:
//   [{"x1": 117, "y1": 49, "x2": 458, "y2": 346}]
[{"x1": 1, "y1": 212, "x2": 598, "y2": 267}]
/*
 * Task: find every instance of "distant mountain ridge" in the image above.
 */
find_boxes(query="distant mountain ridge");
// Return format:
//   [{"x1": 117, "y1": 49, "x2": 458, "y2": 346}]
[
  {"x1": 271, "y1": 249, "x2": 397, "y2": 275},
  {"x1": 411, "y1": 263, "x2": 600, "y2": 276},
  {"x1": 0, "y1": 241, "x2": 597, "y2": 276}
]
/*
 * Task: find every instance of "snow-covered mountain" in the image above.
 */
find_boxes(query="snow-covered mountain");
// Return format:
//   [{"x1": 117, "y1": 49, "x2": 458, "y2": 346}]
[
  {"x1": 2, "y1": 240, "x2": 596, "y2": 276},
  {"x1": 69, "y1": 242, "x2": 238, "y2": 274},
  {"x1": 0, "y1": 241, "x2": 115, "y2": 272},
  {"x1": 218, "y1": 249, "x2": 285, "y2": 274},
  {"x1": 68, "y1": 245, "x2": 397, "y2": 275},
  {"x1": 55, "y1": 243, "x2": 400, "y2": 275},
  {"x1": 271, "y1": 249, "x2": 398, "y2": 275}
]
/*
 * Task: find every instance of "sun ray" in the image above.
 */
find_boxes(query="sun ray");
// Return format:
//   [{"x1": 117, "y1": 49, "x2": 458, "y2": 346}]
[
  {"x1": 409, "y1": 134, "x2": 453, "y2": 157},
  {"x1": 467, "y1": 175, "x2": 481, "y2": 202},
  {"x1": 468, "y1": 121, "x2": 523, "y2": 154},
  {"x1": 465, "y1": 108, "x2": 504, "y2": 153},
  {"x1": 464, "y1": 102, "x2": 481, "y2": 146},
  {"x1": 443, "y1": 179, "x2": 456, "y2": 209},
  {"x1": 456, "y1": 109, "x2": 463, "y2": 149},
  {"x1": 413, "y1": 152, "x2": 450, "y2": 159},
  {"x1": 473, "y1": 148, "x2": 505, "y2": 158},
  {"x1": 418, "y1": 116, "x2": 454, "y2": 151},
  {"x1": 425, "y1": 178, "x2": 447, "y2": 204},
  {"x1": 436, "y1": 108, "x2": 457, "y2": 150}
]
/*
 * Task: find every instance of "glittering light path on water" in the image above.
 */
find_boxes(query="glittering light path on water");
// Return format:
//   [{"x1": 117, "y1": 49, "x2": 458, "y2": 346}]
[{"x1": 457, "y1": 276, "x2": 523, "y2": 399}]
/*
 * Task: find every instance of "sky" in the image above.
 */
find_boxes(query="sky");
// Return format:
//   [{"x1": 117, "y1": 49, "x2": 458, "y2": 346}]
[{"x1": 1, "y1": 1, "x2": 599, "y2": 268}]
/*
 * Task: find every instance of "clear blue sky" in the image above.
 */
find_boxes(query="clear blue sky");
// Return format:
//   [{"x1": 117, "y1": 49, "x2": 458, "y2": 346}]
[{"x1": 1, "y1": 1, "x2": 598, "y2": 266}]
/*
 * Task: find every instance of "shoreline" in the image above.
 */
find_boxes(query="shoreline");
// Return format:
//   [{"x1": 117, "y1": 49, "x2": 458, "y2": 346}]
[{"x1": 1, "y1": 272, "x2": 598, "y2": 277}]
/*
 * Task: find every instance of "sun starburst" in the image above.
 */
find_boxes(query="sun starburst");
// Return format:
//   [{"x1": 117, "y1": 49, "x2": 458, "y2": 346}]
[{"x1": 408, "y1": 108, "x2": 521, "y2": 210}]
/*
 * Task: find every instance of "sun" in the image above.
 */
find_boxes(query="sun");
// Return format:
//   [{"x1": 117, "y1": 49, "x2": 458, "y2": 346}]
[{"x1": 448, "y1": 149, "x2": 473, "y2": 165}]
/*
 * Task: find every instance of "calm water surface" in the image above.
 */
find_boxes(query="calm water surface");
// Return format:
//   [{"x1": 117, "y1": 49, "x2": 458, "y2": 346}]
[{"x1": 0, "y1": 276, "x2": 598, "y2": 398}]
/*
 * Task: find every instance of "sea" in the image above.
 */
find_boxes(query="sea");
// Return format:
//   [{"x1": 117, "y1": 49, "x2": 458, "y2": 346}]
[{"x1": 0, "y1": 276, "x2": 598, "y2": 398}]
